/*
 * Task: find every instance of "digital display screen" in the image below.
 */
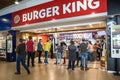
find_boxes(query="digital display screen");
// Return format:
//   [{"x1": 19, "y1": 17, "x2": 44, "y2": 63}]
[
  {"x1": 92, "y1": 31, "x2": 106, "y2": 39},
  {"x1": 60, "y1": 33, "x2": 92, "y2": 39},
  {"x1": 112, "y1": 34, "x2": 120, "y2": 49}
]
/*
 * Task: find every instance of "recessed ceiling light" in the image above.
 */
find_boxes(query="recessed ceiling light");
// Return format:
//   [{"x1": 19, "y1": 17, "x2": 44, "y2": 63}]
[
  {"x1": 15, "y1": 0, "x2": 19, "y2": 4},
  {"x1": 89, "y1": 24, "x2": 92, "y2": 26},
  {"x1": 2, "y1": 18, "x2": 9, "y2": 22},
  {"x1": 110, "y1": 15, "x2": 114, "y2": 18}
]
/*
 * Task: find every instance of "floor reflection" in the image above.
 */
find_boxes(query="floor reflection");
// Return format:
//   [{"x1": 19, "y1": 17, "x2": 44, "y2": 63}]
[{"x1": 0, "y1": 58, "x2": 119, "y2": 80}]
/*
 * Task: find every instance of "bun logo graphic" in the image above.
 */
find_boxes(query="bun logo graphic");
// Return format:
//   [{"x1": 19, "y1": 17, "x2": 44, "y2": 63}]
[{"x1": 14, "y1": 15, "x2": 20, "y2": 24}]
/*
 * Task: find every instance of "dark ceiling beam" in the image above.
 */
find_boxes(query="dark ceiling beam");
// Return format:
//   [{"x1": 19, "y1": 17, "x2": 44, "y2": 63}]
[{"x1": 0, "y1": 0, "x2": 22, "y2": 10}]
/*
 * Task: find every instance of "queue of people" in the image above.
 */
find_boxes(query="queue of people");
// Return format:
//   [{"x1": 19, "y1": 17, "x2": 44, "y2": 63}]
[{"x1": 15, "y1": 36, "x2": 106, "y2": 75}]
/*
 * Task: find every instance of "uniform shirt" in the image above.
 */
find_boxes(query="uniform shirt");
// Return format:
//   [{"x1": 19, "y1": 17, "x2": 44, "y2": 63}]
[{"x1": 26, "y1": 40, "x2": 34, "y2": 52}]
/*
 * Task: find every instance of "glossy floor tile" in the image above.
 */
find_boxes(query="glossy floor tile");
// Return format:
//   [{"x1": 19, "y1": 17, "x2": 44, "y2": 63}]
[{"x1": 0, "y1": 58, "x2": 120, "y2": 80}]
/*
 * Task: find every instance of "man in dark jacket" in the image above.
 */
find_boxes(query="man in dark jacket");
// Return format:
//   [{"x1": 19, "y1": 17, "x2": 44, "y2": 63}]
[
  {"x1": 67, "y1": 41, "x2": 76, "y2": 70},
  {"x1": 15, "y1": 38, "x2": 30, "y2": 75}
]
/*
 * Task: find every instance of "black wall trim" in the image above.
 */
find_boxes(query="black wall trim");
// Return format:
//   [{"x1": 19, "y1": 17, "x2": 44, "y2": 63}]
[{"x1": 108, "y1": 0, "x2": 120, "y2": 15}]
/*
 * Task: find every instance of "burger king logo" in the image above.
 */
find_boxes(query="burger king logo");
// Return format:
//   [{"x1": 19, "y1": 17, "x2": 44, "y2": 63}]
[{"x1": 14, "y1": 15, "x2": 20, "y2": 24}]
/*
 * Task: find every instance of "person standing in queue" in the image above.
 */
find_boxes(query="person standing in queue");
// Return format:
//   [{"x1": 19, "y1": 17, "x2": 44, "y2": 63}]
[
  {"x1": 44, "y1": 40, "x2": 51, "y2": 64},
  {"x1": 87, "y1": 41, "x2": 94, "y2": 62},
  {"x1": 67, "y1": 41, "x2": 76, "y2": 70},
  {"x1": 50, "y1": 43, "x2": 54, "y2": 59},
  {"x1": 74, "y1": 41, "x2": 79, "y2": 66},
  {"x1": 55, "y1": 43, "x2": 63, "y2": 64},
  {"x1": 76, "y1": 46, "x2": 81, "y2": 66},
  {"x1": 15, "y1": 38, "x2": 30, "y2": 75},
  {"x1": 37, "y1": 39, "x2": 43, "y2": 63},
  {"x1": 62, "y1": 42, "x2": 67, "y2": 64},
  {"x1": 94, "y1": 40, "x2": 101, "y2": 61},
  {"x1": 80, "y1": 39, "x2": 89, "y2": 70},
  {"x1": 26, "y1": 36, "x2": 35, "y2": 67}
]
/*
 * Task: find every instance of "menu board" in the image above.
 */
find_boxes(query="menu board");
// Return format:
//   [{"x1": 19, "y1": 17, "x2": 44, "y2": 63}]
[{"x1": 60, "y1": 33, "x2": 92, "y2": 39}]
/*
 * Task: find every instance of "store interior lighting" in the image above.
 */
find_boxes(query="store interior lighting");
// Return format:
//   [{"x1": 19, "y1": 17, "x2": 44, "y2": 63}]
[
  {"x1": 15, "y1": 0, "x2": 19, "y2": 5},
  {"x1": 20, "y1": 21, "x2": 104, "y2": 32}
]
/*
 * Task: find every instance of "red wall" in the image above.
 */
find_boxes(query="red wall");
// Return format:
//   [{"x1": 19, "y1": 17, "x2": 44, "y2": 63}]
[{"x1": 38, "y1": 34, "x2": 49, "y2": 46}]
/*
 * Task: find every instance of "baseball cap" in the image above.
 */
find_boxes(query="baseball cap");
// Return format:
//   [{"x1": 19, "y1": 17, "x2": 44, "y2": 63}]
[{"x1": 19, "y1": 38, "x2": 24, "y2": 42}]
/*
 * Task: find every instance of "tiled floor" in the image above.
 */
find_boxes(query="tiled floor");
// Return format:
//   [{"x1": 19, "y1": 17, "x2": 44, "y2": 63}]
[{"x1": 0, "y1": 58, "x2": 120, "y2": 80}]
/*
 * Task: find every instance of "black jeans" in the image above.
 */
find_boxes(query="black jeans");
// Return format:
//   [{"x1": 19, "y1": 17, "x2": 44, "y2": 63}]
[
  {"x1": 38, "y1": 51, "x2": 42, "y2": 63},
  {"x1": 27, "y1": 52, "x2": 35, "y2": 67},
  {"x1": 68, "y1": 60, "x2": 75, "y2": 70},
  {"x1": 97, "y1": 49, "x2": 101, "y2": 61},
  {"x1": 51, "y1": 51, "x2": 54, "y2": 59},
  {"x1": 76, "y1": 52, "x2": 79, "y2": 66}
]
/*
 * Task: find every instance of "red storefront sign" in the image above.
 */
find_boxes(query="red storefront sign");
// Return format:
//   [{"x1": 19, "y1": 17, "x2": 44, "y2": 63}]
[{"x1": 12, "y1": 0, "x2": 107, "y2": 27}]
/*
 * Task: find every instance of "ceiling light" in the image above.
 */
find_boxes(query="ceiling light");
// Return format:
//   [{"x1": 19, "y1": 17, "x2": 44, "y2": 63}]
[
  {"x1": 89, "y1": 24, "x2": 92, "y2": 26},
  {"x1": 1, "y1": 18, "x2": 9, "y2": 22},
  {"x1": 74, "y1": 27, "x2": 77, "y2": 29},
  {"x1": 15, "y1": 0, "x2": 19, "y2": 5}
]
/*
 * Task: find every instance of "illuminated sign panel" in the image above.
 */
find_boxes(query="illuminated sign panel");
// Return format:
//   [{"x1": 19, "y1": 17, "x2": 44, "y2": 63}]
[{"x1": 12, "y1": 0, "x2": 107, "y2": 27}]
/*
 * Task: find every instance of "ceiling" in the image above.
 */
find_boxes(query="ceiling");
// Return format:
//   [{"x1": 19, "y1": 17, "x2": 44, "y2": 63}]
[{"x1": 0, "y1": 0, "x2": 23, "y2": 10}]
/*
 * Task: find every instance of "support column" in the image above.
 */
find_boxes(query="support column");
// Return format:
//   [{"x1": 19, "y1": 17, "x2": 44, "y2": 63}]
[{"x1": 106, "y1": 15, "x2": 120, "y2": 73}]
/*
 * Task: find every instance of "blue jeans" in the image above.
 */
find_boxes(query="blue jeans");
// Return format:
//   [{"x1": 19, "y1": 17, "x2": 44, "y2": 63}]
[
  {"x1": 56, "y1": 52, "x2": 62, "y2": 64},
  {"x1": 44, "y1": 51, "x2": 48, "y2": 64},
  {"x1": 81, "y1": 53, "x2": 88, "y2": 68},
  {"x1": 27, "y1": 52, "x2": 35, "y2": 67},
  {"x1": 88, "y1": 51, "x2": 94, "y2": 62},
  {"x1": 16, "y1": 55, "x2": 29, "y2": 73}
]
